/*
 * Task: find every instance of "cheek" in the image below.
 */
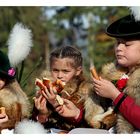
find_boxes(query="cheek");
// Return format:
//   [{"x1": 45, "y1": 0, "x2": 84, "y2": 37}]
[
  {"x1": 65, "y1": 72, "x2": 75, "y2": 81},
  {"x1": 0, "y1": 82, "x2": 5, "y2": 89},
  {"x1": 51, "y1": 73, "x2": 57, "y2": 80},
  {"x1": 128, "y1": 49, "x2": 140, "y2": 59}
]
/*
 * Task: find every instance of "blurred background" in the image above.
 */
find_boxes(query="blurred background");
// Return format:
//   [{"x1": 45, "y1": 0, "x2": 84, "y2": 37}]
[{"x1": 0, "y1": 6, "x2": 129, "y2": 101}]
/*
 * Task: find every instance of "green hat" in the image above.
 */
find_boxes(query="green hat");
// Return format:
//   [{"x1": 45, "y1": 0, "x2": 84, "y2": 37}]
[
  {"x1": 0, "y1": 50, "x2": 16, "y2": 79},
  {"x1": 106, "y1": 15, "x2": 140, "y2": 39}
]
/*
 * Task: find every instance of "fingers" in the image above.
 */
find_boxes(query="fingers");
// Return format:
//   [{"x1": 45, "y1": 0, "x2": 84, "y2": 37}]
[
  {"x1": 92, "y1": 77, "x2": 101, "y2": 85},
  {"x1": 33, "y1": 95, "x2": 45, "y2": 107},
  {"x1": 0, "y1": 114, "x2": 8, "y2": 123},
  {"x1": 55, "y1": 106, "x2": 64, "y2": 114},
  {"x1": 92, "y1": 77, "x2": 108, "y2": 88},
  {"x1": 49, "y1": 83, "x2": 57, "y2": 94},
  {"x1": 0, "y1": 114, "x2": 6, "y2": 119},
  {"x1": 41, "y1": 90, "x2": 48, "y2": 99},
  {"x1": 44, "y1": 85, "x2": 56, "y2": 100},
  {"x1": 93, "y1": 79, "x2": 101, "y2": 90},
  {"x1": 63, "y1": 98, "x2": 71, "y2": 104},
  {"x1": 92, "y1": 77, "x2": 104, "y2": 95},
  {"x1": 63, "y1": 98, "x2": 76, "y2": 110},
  {"x1": 35, "y1": 94, "x2": 43, "y2": 102}
]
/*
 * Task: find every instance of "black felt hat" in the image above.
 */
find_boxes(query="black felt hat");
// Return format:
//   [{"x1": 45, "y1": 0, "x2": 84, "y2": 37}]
[
  {"x1": 0, "y1": 50, "x2": 16, "y2": 79},
  {"x1": 106, "y1": 14, "x2": 140, "y2": 39}
]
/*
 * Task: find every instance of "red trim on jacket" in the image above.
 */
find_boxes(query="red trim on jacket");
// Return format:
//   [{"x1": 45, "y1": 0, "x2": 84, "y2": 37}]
[
  {"x1": 113, "y1": 92, "x2": 140, "y2": 129},
  {"x1": 67, "y1": 107, "x2": 84, "y2": 124},
  {"x1": 74, "y1": 107, "x2": 83, "y2": 123}
]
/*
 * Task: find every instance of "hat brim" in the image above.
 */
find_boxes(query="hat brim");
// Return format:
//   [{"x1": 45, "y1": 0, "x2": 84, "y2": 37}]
[
  {"x1": 0, "y1": 70, "x2": 15, "y2": 79},
  {"x1": 106, "y1": 15, "x2": 140, "y2": 39}
]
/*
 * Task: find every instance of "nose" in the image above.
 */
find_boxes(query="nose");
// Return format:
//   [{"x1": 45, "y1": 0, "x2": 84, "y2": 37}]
[
  {"x1": 57, "y1": 71, "x2": 63, "y2": 79},
  {"x1": 116, "y1": 43, "x2": 125, "y2": 52}
]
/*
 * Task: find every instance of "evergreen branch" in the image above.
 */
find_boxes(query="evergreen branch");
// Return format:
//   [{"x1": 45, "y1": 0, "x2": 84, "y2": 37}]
[
  {"x1": 20, "y1": 57, "x2": 42, "y2": 88},
  {"x1": 18, "y1": 61, "x2": 25, "y2": 83}
]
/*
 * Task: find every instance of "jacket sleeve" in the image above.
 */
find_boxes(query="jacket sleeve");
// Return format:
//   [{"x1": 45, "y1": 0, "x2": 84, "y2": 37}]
[
  {"x1": 64, "y1": 107, "x2": 84, "y2": 124},
  {"x1": 31, "y1": 105, "x2": 39, "y2": 121},
  {"x1": 31, "y1": 103, "x2": 52, "y2": 123},
  {"x1": 113, "y1": 92, "x2": 140, "y2": 129},
  {"x1": 72, "y1": 107, "x2": 84, "y2": 124}
]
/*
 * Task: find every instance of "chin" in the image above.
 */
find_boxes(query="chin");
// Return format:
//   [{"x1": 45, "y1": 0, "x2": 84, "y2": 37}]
[{"x1": 117, "y1": 60, "x2": 127, "y2": 66}]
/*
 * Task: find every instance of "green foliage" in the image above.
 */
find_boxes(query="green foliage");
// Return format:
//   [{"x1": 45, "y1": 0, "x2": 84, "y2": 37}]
[{"x1": 0, "y1": 6, "x2": 130, "y2": 98}]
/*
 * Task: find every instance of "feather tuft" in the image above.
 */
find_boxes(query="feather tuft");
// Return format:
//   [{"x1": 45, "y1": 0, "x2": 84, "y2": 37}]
[
  {"x1": 129, "y1": 6, "x2": 140, "y2": 21},
  {"x1": 14, "y1": 119, "x2": 47, "y2": 134},
  {"x1": 7, "y1": 23, "x2": 33, "y2": 67}
]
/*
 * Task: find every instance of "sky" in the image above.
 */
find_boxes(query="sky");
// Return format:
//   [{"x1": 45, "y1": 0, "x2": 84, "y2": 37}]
[{"x1": 0, "y1": 0, "x2": 139, "y2": 6}]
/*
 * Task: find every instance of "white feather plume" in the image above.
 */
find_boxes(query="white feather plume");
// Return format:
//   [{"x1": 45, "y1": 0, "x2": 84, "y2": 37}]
[
  {"x1": 7, "y1": 23, "x2": 33, "y2": 67},
  {"x1": 129, "y1": 6, "x2": 140, "y2": 21},
  {"x1": 14, "y1": 119, "x2": 47, "y2": 134}
]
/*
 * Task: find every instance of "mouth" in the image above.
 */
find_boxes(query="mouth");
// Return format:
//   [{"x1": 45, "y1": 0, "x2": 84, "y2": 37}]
[
  {"x1": 116, "y1": 55, "x2": 124, "y2": 59},
  {"x1": 57, "y1": 79, "x2": 66, "y2": 84}
]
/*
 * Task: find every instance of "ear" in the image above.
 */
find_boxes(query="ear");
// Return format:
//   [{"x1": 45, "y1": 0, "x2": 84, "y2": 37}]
[{"x1": 75, "y1": 66, "x2": 82, "y2": 76}]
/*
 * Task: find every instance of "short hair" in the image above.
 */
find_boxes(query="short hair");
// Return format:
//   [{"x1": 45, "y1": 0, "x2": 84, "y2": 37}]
[{"x1": 49, "y1": 46, "x2": 83, "y2": 68}]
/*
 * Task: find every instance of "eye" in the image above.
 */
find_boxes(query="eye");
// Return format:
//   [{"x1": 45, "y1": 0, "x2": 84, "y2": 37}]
[
  {"x1": 116, "y1": 40, "x2": 121, "y2": 46},
  {"x1": 125, "y1": 43, "x2": 131, "y2": 47},
  {"x1": 52, "y1": 69, "x2": 59, "y2": 72},
  {"x1": 63, "y1": 70, "x2": 70, "y2": 73}
]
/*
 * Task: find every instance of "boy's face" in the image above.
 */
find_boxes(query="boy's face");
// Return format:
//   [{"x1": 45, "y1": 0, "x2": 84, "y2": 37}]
[
  {"x1": 115, "y1": 39, "x2": 140, "y2": 69},
  {"x1": 50, "y1": 58, "x2": 82, "y2": 84},
  {"x1": 0, "y1": 78, "x2": 6, "y2": 89}
]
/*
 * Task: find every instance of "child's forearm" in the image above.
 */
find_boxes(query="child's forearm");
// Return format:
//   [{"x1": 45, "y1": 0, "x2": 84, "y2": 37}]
[
  {"x1": 113, "y1": 93, "x2": 140, "y2": 129},
  {"x1": 71, "y1": 108, "x2": 83, "y2": 124}
]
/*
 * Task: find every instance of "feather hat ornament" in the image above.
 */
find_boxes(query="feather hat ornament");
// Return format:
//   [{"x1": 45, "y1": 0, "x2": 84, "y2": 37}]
[
  {"x1": 129, "y1": 6, "x2": 140, "y2": 21},
  {"x1": 7, "y1": 23, "x2": 33, "y2": 67}
]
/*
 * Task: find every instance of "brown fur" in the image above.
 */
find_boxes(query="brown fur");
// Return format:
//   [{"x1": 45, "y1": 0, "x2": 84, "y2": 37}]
[
  {"x1": 102, "y1": 63, "x2": 140, "y2": 133},
  {"x1": 84, "y1": 91, "x2": 117, "y2": 129},
  {"x1": 84, "y1": 63, "x2": 127, "y2": 130},
  {"x1": 38, "y1": 70, "x2": 117, "y2": 130},
  {"x1": 35, "y1": 71, "x2": 93, "y2": 130},
  {"x1": 0, "y1": 79, "x2": 31, "y2": 131}
]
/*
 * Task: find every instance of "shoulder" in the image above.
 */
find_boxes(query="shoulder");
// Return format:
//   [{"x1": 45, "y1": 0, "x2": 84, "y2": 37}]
[
  {"x1": 0, "y1": 87, "x2": 17, "y2": 105},
  {"x1": 101, "y1": 62, "x2": 126, "y2": 81},
  {"x1": 130, "y1": 67, "x2": 140, "y2": 78},
  {"x1": 78, "y1": 79, "x2": 93, "y2": 96},
  {"x1": 128, "y1": 67, "x2": 140, "y2": 86}
]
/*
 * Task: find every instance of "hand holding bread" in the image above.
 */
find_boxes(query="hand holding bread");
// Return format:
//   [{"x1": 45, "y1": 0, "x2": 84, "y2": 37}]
[
  {"x1": 90, "y1": 66, "x2": 99, "y2": 80},
  {"x1": 35, "y1": 78, "x2": 65, "y2": 105}
]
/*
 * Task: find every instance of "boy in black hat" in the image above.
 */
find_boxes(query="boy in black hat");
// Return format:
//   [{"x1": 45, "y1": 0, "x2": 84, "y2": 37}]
[
  {"x1": 92, "y1": 7, "x2": 140, "y2": 133},
  {"x1": 0, "y1": 50, "x2": 31, "y2": 132}
]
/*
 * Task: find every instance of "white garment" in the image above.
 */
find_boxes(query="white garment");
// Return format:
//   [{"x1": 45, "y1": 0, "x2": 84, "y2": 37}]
[
  {"x1": 68, "y1": 128, "x2": 109, "y2": 134},
  {"x1": 1, "y1": 129, "x2": 14, "y2": 134},
  {"x1": 108, "y1": 127, "x2": 140, "y2": 134}
]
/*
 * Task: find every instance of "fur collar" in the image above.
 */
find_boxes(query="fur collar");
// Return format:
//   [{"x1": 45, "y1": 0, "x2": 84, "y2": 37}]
[{"x1": 101, "y1": 63, "x2": 127, "y2": 81}]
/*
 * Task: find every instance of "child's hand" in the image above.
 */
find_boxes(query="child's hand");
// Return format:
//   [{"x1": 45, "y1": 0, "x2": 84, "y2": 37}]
[
  {"x1": 92, "y1": 77, "x2": 120, "y2": 100},
  {"x1": 55, "y1": 98, "x2": 80, "y2": 119},
  {"x1": 33, "y1": 94, "x2": 48, "y2": 115},
  {"x1": 0, "y1": 113, "x2": 8, "y2": 124},
  {"x1": 43, "y1": 84, "x2": 59, "y2": 108}
]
